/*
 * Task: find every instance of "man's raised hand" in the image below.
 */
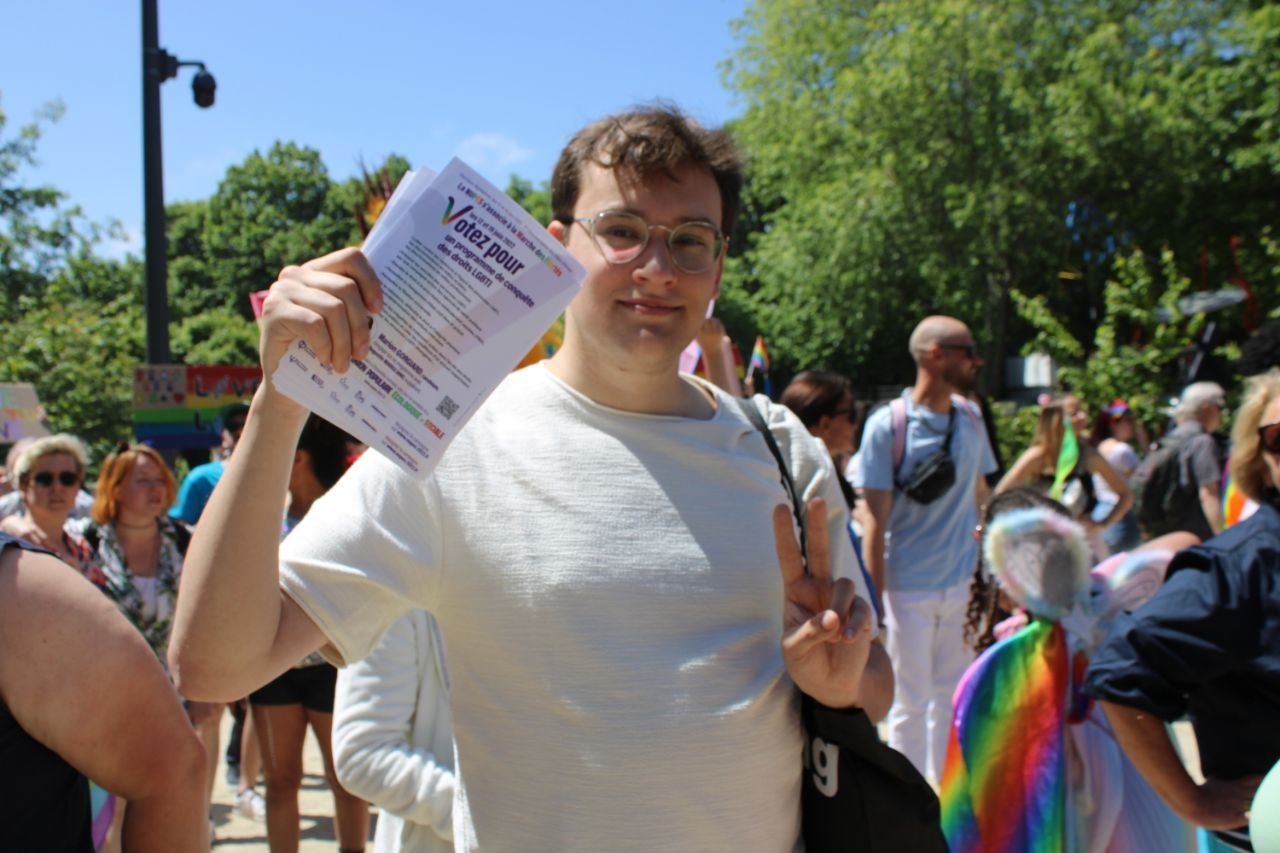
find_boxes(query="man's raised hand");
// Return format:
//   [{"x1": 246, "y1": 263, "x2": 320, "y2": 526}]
[
  {"x1": 259, "y1": 248, "x2": 384, "y2": 383},
  {"x1": 773, "y1": 498, "x2": 874, "y2": 709}
]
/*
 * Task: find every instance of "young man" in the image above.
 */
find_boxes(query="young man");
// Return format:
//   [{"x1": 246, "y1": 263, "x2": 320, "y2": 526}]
[
  {"x1": 854, "y1": 315, "x2": 996, "y2": 784},
  {"x1": 171, "y1": 106, "x2": 891, "y2": 850}
]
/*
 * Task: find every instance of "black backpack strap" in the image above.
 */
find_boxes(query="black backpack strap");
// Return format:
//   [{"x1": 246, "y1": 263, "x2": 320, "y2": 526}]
[{"x1": 734, "y1": 396, "x2": 808, "y2": 572}]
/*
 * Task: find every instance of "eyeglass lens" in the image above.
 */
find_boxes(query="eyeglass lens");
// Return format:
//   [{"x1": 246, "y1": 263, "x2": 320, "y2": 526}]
[
  {"x1": 34, "y1": 471, "x2": 80, "y2": 488},
  {"x1": 584, "y1": 213, "x2": 723, "y2": 273}
]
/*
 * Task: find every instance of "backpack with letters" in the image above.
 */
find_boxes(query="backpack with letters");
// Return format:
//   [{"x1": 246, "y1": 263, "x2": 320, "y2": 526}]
[{"x1": 1132, "y1": 431, "x2": 1196, "y2": 537}]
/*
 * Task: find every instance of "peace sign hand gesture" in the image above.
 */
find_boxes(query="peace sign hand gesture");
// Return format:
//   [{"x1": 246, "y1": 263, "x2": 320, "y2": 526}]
[{"x1": 773, "y1": 498, "x2": 876, "y2": 709}]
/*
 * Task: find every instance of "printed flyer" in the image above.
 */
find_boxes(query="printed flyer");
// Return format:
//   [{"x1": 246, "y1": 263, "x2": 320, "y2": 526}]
[{"x1": 272, "y1": 158, "x2": 585, "y2": 477}]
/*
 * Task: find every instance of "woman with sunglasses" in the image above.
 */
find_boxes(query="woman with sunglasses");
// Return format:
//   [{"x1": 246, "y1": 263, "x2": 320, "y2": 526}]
[
  {"x1": 0, "y1": 434, "x2": 92, "y2": 568},
  {"x1": 1088, "y1": 399, "x2": 1149, "y2": 554},
  {"x1": 1085, "y1": 368, "x2": 1280, "y2": 850}
]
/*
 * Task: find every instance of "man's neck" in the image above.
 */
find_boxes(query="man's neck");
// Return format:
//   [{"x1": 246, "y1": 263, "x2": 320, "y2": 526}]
[
  {"x1": 546, "y1": 345, "x2": 716, "y2": 419},
  {"x1": 910, "y1": 369, "x2": 954, "y2": 414}
]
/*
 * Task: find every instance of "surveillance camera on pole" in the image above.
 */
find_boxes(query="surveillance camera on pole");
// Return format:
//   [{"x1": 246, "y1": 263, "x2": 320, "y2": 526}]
[
  {"x1": 142, "y1": 0, "x2": 217, "y2": 374},
  {"x1": 191, "y1": 68, "x2": 216, "y2": 108}
]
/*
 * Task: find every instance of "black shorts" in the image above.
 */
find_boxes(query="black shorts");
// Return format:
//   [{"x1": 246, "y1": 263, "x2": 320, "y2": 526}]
[{"x1": 249, "y1": 663, "x2": 337, "y2": 712}]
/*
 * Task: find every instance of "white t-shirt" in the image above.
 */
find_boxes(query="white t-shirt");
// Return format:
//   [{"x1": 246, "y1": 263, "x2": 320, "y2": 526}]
[
  {"x1": 281, "y1": 364, "x2": 866, "y2": 852},
  {"x1": 1094, "y1": 440, "x2": 1140, "y2": 505}
]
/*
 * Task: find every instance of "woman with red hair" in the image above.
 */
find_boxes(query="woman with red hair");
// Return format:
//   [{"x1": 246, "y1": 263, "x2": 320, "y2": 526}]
[
  {"x1": 72, "y1": 443, "x2": 235, "y2": 844},
  {"x1": 74, "y1": 444, "x2": 186, "y2": 657}
]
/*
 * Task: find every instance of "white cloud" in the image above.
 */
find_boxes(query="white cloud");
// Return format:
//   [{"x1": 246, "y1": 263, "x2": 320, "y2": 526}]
[{"x1": 453, "y1": 133, "x2": 533, "y2": 170}]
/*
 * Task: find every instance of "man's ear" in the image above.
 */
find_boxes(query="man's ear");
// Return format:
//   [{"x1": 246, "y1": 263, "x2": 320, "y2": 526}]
[{"x1": 547, "y1": 219, "x2": 568, "y2": 246}]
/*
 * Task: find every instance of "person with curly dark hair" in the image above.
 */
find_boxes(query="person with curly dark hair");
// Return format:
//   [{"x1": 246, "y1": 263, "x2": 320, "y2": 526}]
[{"x1": 962, "y1": 487, "x2": 1068, "y2": 653}]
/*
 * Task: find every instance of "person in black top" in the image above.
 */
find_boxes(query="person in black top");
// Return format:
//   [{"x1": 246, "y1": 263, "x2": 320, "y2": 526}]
[
  {"x1": 1085, "y1": 368, "x2": 1280, "y2": 841},
  {"x1": 0, "y1": 532, "x2": 209, "y2": 850}
]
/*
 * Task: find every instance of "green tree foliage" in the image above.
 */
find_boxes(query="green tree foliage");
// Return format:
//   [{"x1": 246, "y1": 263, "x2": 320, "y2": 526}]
[
  {"x1": 504, "y1": 176, "x2": 552, "y2": 226},
  {"x1": 724, "y1": 0, "x2": 1279, "y2": 392},
  {"x1": 0, "y1": 98, "x2": 102, "y2": 314},
  {"x1": 1, "y1": 257, "x2": 145, "y2": 463},
  {"x1": 1013, "y1": 248, "x2": 1205, "y2": 427},
  {"x1": 166, "y1": 146, "x2": 413, "y2": 366},
  {"x1": 169, "y1": 141, "x2": 360, "y2": 324},
  {"x1": 0, "y1": 114, "x2": 428, "y2": 455}
]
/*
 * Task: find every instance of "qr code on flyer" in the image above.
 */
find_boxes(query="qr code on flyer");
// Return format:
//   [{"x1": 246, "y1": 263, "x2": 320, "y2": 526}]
[{"x1": 436, "y1": 395, "x2": 460, "y2": 420}]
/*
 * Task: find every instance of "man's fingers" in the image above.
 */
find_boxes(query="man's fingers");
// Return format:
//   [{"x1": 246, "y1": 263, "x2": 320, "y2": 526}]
[
  {"x1": 302, "y1": 247, "x2": 384, "y2": 313},
  {"x1": 773, "y1": 503, "x2": 805, "y2": 586},
  {"x1": 841, "y1": 595, "x2": 874, "y2": 642},
  {"x1": 262, "y1": 296, "x2": 340, "y2": 369},
  {"x1": 827, "y1": 576, "x2": 855, "y2": 627},
  {"x1": 270, "y1": 264, "x2": 375, "y2": 372},
  {"x1": 804, "y1": 497, "x2": 830, "y2": 583},
  {"x1": 782, "y1": 609, "x2": 840, "y2": 658}
]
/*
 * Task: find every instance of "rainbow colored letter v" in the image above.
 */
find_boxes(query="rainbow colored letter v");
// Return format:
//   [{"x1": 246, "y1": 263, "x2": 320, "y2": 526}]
[{"x1": 442, "y1": 196, "x2": 473, "y2": 225}]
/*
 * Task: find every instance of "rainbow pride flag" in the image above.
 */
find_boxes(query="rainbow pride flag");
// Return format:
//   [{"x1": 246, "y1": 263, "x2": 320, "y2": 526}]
[
  {"x1": 941, "y1": 619, "x2": 1070, "y2": 853},
  {"x1": 747, "y1": 336, "x2": 771, "y2": 395},
  {"x1": 748, "y1": 335, "x2": 769, "y2": 376}
]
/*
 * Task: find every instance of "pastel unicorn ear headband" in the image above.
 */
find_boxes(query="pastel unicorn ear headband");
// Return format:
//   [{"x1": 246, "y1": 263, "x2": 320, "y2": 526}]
[{"x1": 983, "y1": 508, "x2": 1092, "y2": 620}]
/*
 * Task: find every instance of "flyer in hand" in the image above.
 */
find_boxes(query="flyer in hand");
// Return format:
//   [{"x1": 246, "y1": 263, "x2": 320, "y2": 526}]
[{"x1": 272, "y1": 158, "x2": 586, "y2": 477}]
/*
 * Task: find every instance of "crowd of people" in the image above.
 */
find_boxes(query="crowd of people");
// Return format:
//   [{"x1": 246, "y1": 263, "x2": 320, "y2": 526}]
[{"x1": 2, "y1": 104, "x2": 1277, "y2": 852}]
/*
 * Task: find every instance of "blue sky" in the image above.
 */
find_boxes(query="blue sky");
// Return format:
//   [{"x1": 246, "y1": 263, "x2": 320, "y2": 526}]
[{"x1": 2, "y1": 1, "x2": 747, "y2": 257}]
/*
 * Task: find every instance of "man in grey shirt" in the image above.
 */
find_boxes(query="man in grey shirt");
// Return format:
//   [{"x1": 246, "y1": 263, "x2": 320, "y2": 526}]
[{"x1": 1165, "y1": 381, "x2": 1227, "y2": 541}]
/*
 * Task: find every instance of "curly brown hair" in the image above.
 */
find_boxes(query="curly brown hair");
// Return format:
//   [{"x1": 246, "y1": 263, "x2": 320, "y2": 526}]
[
  {"x1": 963, "y1": 487, "x2": 1071, "y2": 652},
  {"x1": 550, "y1": 104, "x2": 743, "y2": 235}
]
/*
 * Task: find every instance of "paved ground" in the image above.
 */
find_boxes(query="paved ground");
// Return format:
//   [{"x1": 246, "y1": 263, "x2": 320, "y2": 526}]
[
  {"x1": 209, "y1": 709, "x2": 376, "y2": 851},
  {"x1": 208, "y1": 706, "x2": 1200, "y2": 850}
]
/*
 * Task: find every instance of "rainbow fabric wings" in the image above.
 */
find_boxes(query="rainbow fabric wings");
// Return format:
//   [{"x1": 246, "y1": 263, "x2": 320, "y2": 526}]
[{"x1": 941, "y1": 619, "x2": 1070, "y2": 853}]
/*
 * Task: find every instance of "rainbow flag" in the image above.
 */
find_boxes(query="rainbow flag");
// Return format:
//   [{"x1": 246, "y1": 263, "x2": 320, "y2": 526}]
[
  {"x1": 748, "y1": 335, "x2": 769, "y2": 376},
  {"x1": 1049, "y1": 425, "x2": 1079, "y2": 501},
  {"x1": 747, "y1": 336, "x2": 772, "y2": 395},
  {"x1": 941, "y1": 619, "x2": 1069, "y2": 853}
]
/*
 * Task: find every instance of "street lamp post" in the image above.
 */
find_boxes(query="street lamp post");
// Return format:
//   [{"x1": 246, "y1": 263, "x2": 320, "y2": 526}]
[{"x1": 141, "y1": 0, "x2": 215, "y2": 365}]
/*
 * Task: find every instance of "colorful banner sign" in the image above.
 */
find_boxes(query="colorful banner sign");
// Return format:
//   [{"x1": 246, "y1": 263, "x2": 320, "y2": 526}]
[
  {"x1": 0, "y1": 383, "x2": 50, "y2": 443},
  {"x1": 133, "y1": 365, "x2": 262, "y2": 449}
]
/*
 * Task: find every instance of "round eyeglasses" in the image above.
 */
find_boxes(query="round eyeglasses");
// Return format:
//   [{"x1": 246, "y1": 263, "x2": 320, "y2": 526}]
[{"x1": 573, "y1": 212, "x2": 726, "y2": 274}]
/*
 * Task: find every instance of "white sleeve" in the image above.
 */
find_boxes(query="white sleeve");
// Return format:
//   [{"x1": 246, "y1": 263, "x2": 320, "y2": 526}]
[
  {"x1": 332, "y1": 611, "x2": 455, "y2": 840},
  {"x1": 280, "y1": 450, "x2": 444, "y2": 665}
]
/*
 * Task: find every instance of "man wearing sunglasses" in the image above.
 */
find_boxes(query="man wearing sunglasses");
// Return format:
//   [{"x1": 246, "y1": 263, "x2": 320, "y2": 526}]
[
  {"x1": 172, "y1": 106, "x2": 890, "y2": 851},
  {"x1": 853, "y1": 315, "x2": 997, "y2": 784}
]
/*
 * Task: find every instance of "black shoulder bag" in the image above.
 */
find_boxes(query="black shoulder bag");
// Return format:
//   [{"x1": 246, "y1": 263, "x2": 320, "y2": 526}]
[{"x1": 735, "y1": 396, "x2": 948, "y2": 853}]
